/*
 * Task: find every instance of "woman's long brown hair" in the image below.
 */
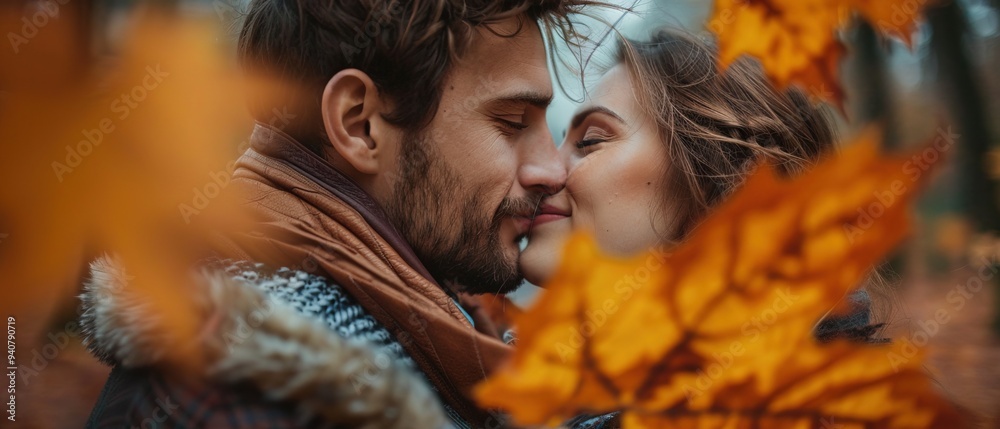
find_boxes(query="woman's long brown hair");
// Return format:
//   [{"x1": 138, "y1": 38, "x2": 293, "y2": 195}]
[{"x1": 615, "y1": 29, "x2": 895, "y2": 330}]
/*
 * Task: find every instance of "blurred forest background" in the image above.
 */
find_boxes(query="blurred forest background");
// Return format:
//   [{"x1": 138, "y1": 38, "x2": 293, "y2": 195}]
[{"x1": 1, "y1": 0, "x2": 999, "y2": 427}]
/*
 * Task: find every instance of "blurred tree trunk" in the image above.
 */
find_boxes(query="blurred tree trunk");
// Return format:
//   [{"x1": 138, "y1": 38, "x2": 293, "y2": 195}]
[
  {"x1": 927, "y1": 1, "x2": 1000, "y2": 233},
  {"x1": 850, "y1": 20, "x2": 899, "y2": 149},
  {"x1": 926, "y1": 1, "x2": 1000, "y2": 334},
  {"x1": 848, "y1": 19, "x2": 910, "y2": 278}
]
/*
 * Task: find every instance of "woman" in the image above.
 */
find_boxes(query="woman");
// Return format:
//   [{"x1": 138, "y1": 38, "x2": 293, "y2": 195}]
[{"x1": 521, "y1": 29, "x2": 885, "y2": 339}]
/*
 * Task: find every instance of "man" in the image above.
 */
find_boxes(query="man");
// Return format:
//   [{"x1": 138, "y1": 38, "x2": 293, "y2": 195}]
[{"x1": 79, "y1": 1, "x2": 618, "y2": 428}]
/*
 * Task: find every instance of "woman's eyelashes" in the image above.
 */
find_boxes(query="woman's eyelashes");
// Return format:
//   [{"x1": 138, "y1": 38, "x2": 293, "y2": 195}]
[
  {"x1": 574, "y1": 127, "x2": 614, "y2": 152},
  {"x1": 575, "y1": 138, "x2": 605, "y2": 148}
]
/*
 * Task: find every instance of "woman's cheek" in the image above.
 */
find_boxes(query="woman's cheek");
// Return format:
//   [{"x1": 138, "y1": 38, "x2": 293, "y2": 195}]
[
  {"x1": 565, "y1": 158, "x2": 607, "y2": 237},
  {"x1": 570, "y1": 142, "x2": 664, "y2": 255}
]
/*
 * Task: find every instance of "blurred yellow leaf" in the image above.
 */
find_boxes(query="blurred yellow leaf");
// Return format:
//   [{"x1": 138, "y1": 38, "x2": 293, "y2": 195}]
[
  {"x1": 475, "y1": 131, "x2": 961, "y2": 428},
  {"x1": 0, "y1": 9, "x2": 288, "y2": 370},
  {"x1": 709, "y1": 0, "x2": 933, "y2": 108}
]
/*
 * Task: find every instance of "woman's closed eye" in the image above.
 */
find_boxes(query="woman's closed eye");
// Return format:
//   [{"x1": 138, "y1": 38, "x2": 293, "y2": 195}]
[
  {"x1": 574, "y1": 127, "x2": 614, "y2": 153},
  {"x1": 576, "y1": 137, "x2": 605, "y2": 148}
]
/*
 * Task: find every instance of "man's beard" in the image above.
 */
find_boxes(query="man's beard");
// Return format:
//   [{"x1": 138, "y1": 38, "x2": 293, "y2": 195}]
[{"x1": 384, "y1": 132, "x2": 536, "y2": 295}]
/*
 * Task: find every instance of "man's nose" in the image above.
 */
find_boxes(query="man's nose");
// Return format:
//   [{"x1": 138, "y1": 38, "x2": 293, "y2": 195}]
[{"x1": 519, "y1": 132, "x2": 567, "y2": 195}]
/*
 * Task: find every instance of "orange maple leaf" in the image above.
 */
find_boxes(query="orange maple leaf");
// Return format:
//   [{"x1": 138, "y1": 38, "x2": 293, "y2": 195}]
[
  {"x1": 708, "y1": 0, "x2": 933, "y2": 109},
  {"x1": 474, "y1": 131, "x2": 961, "y2": 428},
  {"x1": 0, "y1": 11, "x2": 290, "y2": 370}
]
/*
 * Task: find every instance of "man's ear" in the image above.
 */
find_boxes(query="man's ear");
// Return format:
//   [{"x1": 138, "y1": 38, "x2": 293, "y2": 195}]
[{"x1": 320, "y1": 69, "x2": 386, "y2": 175}]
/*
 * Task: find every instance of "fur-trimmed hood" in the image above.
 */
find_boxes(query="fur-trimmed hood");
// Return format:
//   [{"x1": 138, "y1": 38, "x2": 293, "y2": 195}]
[{"x1": 79, "y1": 256, "x2": 449, "y2": 429}]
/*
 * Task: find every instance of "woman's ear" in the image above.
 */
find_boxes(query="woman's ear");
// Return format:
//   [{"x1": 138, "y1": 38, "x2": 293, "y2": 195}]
[{"x1": 321, "y1": 69, "x2": 385, "y2": 175}]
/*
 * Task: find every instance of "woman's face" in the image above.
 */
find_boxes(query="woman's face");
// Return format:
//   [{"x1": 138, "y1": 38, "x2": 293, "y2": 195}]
[{"x1": 520, "y1": 65, "x2": 678, "y2": 285}]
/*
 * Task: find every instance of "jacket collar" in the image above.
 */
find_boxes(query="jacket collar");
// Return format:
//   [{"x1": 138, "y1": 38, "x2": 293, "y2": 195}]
[
  {"x1": 247, "y1": 123, "x2": 439, "y2": 285},
  {"x1": 231, "y1": 123, "x2": 511, "y2": 424}
]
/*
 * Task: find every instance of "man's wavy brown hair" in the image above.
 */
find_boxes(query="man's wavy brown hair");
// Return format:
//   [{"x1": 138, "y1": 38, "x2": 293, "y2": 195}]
[{"x1": 238, "y1": 0, "x2": 611, "y2": 154}]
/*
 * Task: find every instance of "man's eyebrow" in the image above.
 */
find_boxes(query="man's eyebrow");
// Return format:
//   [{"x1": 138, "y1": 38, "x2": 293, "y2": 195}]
[
  {"x1": 570, "y1": 105, "x2": 626, "y2": 129},
  {"x1": 487, "y1": 91, "x2": 553, "y2": 109}
]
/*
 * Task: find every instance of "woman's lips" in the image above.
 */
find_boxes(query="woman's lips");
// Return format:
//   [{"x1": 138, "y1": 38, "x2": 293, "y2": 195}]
[
  {"x1": 531, "y1": 204, "x2": 571, "y2": 227},
  {"x1": 532, "y1": 213, "x2": 568, "y2": 226}
]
